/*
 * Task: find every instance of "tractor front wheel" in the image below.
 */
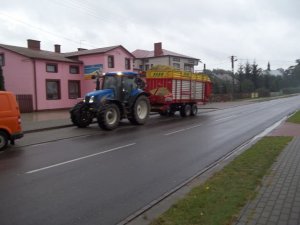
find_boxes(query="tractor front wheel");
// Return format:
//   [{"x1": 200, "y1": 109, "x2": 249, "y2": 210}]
[{"x1": 70, "y1": 102, "x2": 93, "y2": 128}]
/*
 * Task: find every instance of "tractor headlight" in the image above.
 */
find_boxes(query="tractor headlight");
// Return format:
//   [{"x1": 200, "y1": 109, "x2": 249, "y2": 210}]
[{"x1": 89, "y1": 96, "x2": 95, "y2": 103}]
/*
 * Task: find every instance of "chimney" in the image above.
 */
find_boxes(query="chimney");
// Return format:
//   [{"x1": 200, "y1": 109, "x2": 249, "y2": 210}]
[
  {"x1": 154, "y1": 42, "x2": 163, "y2": 57},
  {"x1": 54, "y1": 44, "x2": 61, "y2": 53},
  {"x1": 27, "y1": 39, "x2": 40, "y2": 50}
]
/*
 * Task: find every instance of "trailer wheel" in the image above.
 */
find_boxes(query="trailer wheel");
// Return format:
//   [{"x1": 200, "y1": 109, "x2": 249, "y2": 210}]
[
  {"x1": 0, "y1": 131, "x2": 8, "y2": 151},
  {"x1": 180, "y1": 104, "x2": 191, "y2": 117},
  {"x1": 70, "y1": 102, "x2": 93, "y2": 128},
  {"x1": 191, "y1": 104, "x2": 198, "y2": 116},
  {"x1": 98, "y1": 104, "x2": 120, "y2": 130},
  {"x1": 128, "y1": 95, "x2": 150, "y2": 125}
]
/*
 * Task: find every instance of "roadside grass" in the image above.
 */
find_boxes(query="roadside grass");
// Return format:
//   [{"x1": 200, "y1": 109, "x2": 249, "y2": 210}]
[
  {"x1": 150, "y1": 136, "x2": 292, "y2": 225},
  {"x1": 287, "y1": 110, "x2": 300, "y2": 124}
]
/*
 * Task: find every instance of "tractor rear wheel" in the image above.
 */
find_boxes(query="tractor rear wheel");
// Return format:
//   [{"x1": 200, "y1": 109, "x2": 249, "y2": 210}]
[
  {"x1": 98, "y1": 104, "x2": 120, "y2": 130},
  {"x1": 128, "y1": 95, "x2": 150, "y2": 125}
]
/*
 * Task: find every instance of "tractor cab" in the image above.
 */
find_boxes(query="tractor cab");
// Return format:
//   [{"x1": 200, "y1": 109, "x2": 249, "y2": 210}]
[{"x1": 101, "y1": 72, "x2": 144, "y2": 102}]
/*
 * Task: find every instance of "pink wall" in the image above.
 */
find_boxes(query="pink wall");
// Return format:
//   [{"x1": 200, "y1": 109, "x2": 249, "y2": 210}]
[
  {"x1": 1, "y1": 49, "x2": 35, "y2": 94},
  {"x1": 78, "y1": 47, "x2": 134, "y2": 95},
  {"x1": 34, "y1": 60, "x2": 83, "y2": 110},
  {"x1": 0, "y1": 48, "x2": 36, "y2": 108}
]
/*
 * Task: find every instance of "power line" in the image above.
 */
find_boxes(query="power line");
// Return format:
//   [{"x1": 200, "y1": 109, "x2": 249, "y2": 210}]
[{"x1": 0, "y1": 11, "x2": 98, "y2": 49}]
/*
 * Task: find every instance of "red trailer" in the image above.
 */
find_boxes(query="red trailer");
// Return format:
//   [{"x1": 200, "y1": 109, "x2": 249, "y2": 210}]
[{"x1": 146, "y1": 70, "x2": 212, "y2": 116}]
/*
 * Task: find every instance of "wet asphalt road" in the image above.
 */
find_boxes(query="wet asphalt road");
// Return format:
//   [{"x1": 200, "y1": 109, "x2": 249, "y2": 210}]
[{"x1": 1, "y1": 96, "x2": 300, "y2": 225}]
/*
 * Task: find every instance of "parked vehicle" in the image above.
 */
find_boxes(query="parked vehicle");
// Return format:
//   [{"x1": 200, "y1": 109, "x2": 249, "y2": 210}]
[
  {"x1": 70, "y1": 70, "x2": 212, "y2": 130},
  {"x1": 0, "y1": 91, "x2": 23, "y2": 150}
]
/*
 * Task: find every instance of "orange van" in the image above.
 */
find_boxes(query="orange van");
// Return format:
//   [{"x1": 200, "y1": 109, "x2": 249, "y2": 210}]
[{"x1": 0, "y1": 91, "x2": 23, "y2": 151}]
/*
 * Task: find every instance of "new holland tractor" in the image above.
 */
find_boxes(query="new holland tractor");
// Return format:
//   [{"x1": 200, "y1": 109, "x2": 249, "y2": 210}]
[{"x1": 70, "y1": 72, "x2": 150, "y2": 130}]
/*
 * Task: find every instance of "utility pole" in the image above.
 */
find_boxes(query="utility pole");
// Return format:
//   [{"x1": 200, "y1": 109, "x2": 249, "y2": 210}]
[{"x1": 230, "y1": 56, "x2": 237, "y2": 100}]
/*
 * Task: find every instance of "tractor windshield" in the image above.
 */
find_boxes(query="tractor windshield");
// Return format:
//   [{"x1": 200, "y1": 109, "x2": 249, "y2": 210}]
[{"x1": 102, "y1": 75, "x2": 120, "y2": 91}]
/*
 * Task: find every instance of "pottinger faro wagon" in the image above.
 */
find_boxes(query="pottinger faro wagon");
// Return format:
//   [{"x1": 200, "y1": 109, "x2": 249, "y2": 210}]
[{"x1": 146, "y1": 70, "x2": 212, "y2": 117}]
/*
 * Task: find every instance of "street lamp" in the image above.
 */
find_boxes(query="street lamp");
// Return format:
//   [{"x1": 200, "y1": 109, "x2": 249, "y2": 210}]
[{"x1": 231, "y1": 56, "x2": 237, "y2": 100}]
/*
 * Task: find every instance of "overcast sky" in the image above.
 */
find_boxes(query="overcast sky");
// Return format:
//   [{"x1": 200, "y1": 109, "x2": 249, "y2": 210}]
[{"x1": 1, "y1": 0, "x2": 299, "y2": 71}]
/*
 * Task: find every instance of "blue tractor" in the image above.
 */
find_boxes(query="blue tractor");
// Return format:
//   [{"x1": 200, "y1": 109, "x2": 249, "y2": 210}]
[{"x1": 70, "y1": 72, "x2": 150, "y2": 130}]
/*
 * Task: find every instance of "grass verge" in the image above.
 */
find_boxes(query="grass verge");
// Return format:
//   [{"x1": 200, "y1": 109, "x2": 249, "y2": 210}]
[
  {"x1": 150, "y1": 136, "x2": 292, "y2": 225},
  {"x1": 287, "y1": 110, "x2": 300, "y2": 124}
]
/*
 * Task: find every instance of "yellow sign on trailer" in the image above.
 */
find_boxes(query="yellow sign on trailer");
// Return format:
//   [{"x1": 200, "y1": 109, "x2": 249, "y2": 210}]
[{"x1": 146, "y1": 70, "x2": 211, "y2": 82}]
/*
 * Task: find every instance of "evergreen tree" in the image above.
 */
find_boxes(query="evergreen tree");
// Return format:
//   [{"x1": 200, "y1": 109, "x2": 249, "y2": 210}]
[
  {"x1": 267, "y1": 62, "x2": 271, "y2": 71},
  {"x1": 244, "y1": 61, "x2": 252, "y2": 80},
  {"x1": 236, "y1": 64, "x2": 244, "y2": 93},
  {"x1": 251, "y1": 61, "x2": 262, "y2": 89}
]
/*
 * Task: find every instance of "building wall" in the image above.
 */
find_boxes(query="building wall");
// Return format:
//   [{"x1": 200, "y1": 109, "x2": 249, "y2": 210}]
[
  {"x1": 134, "y1": 56, "x2": 170, "y2": 70},
  {"x1": 133, "y1": 56, "x2": 198, "y2": 72},
  {"x1": 78, "y1": 47, "x2": 134, "y2": 94},
  {"x1": 1, "y1": 48, "x2": 35, "y2": 94},
  {"x1": 77, "y1": 54, "x2": 106, "y2": 95},
  {"x1": 103, "y1": 47, "x2": 134, "y2": 72},
  {"x1": 0, "y1": 48, "x2": 36, "y2": 107},
  {"x1": 34, "y1": 60, "x2": 82, "y2": 110}
]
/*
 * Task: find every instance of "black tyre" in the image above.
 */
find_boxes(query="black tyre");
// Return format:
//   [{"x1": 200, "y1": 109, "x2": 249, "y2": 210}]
[
  {"x1": 97, "y1": 104, "x2": 120, "y2": 130},
  {"x1": 128, "y1": 95, "x2": 150, "y2": 125},
  {"x1": 180, "y1": 104, "x2": 191, "y2": 117},
  {"x1": 0, "y1": 131, "x2": 8, "y2": 151},
  {"x1": 70, "y1": 102, "x2": 93, "y2": 128},
  {"x1": 159, "y1": 111, "x2": 168, "y2": 116},
  {"x1": 159, "y1": 109, "x2": 175, "y2": 117},
  {"x1": 70, "y1": 102, "x2": 84, "y2": 126},
  {"x1": 191, "y1": 104, "x2": 198, "y2": 116}
]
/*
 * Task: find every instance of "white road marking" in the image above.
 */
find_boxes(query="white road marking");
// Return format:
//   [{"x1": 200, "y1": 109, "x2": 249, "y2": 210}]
[
  {"x1": 164, "y1": 123, "x2": 202, "y2": 136},
  {"x1": 214, "y1": 115, "x2": 236, "y2": 122},
  {"x1": 26, "y1": 143, "x2": 136, "y2": 174},
  {"x1": 164, "y1": 114, "x2": 237, "y2": 136}
]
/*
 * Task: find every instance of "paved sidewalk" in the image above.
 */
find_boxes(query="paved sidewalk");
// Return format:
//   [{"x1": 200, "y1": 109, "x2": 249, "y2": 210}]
[
  {"x1": 235, "y1": 137, "x2": 300, "y2": 225},
  {"x1": 21, "y1": 109, "x2": 71, "y2": 133}
]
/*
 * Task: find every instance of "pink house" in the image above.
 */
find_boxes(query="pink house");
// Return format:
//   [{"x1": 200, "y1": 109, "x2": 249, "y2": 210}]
[{"x1": 0, "y1": 39, "x2": 134, "y2": 112}]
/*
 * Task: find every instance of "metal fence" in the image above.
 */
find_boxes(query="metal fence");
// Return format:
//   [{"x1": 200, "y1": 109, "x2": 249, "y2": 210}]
[{"x1": 16, "y1": 94, "x2": 33, "y2": 113}]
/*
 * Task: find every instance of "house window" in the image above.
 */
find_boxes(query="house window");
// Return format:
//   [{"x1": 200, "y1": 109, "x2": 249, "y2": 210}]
[
  {"x1": 0, "y1": 54, "x2": 5, "y2": 66},
  {"x1": 184, "y1": 64, "x2": 193, "y2": 72},
  {"x1": 188, "y1": 59, "x2": 195, "y2": 64},
  {"x1": 173, "y1": 63, "x2": 180, "y2": 70},
  {"x1": 173, "y1": 57, "x2": 180, "y2": 62},
  {"x1": 108, "y1": 55, "x2": 114, "y2": 68},
  {"x1": 139, "y1": 65, "x2": 144, "y2": 70},
  {"x1": 68, "y1": 80, "x2": 81, "y2": 99},
  {"x1": 145, "y1": 64, "x2": 149, "y2": 70},
  {"x1": 46, "y1": 63, "x2": 58, "y2": 73},
  {"x1": 125, "y1": 58, "x2": 131, "y2": 70},
  {"x1": 46, "y1": 79, "x2": 61, "y2": 100},
  {"x1": 70, "y1": 65, "x2": 79, "y2": 74}
]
